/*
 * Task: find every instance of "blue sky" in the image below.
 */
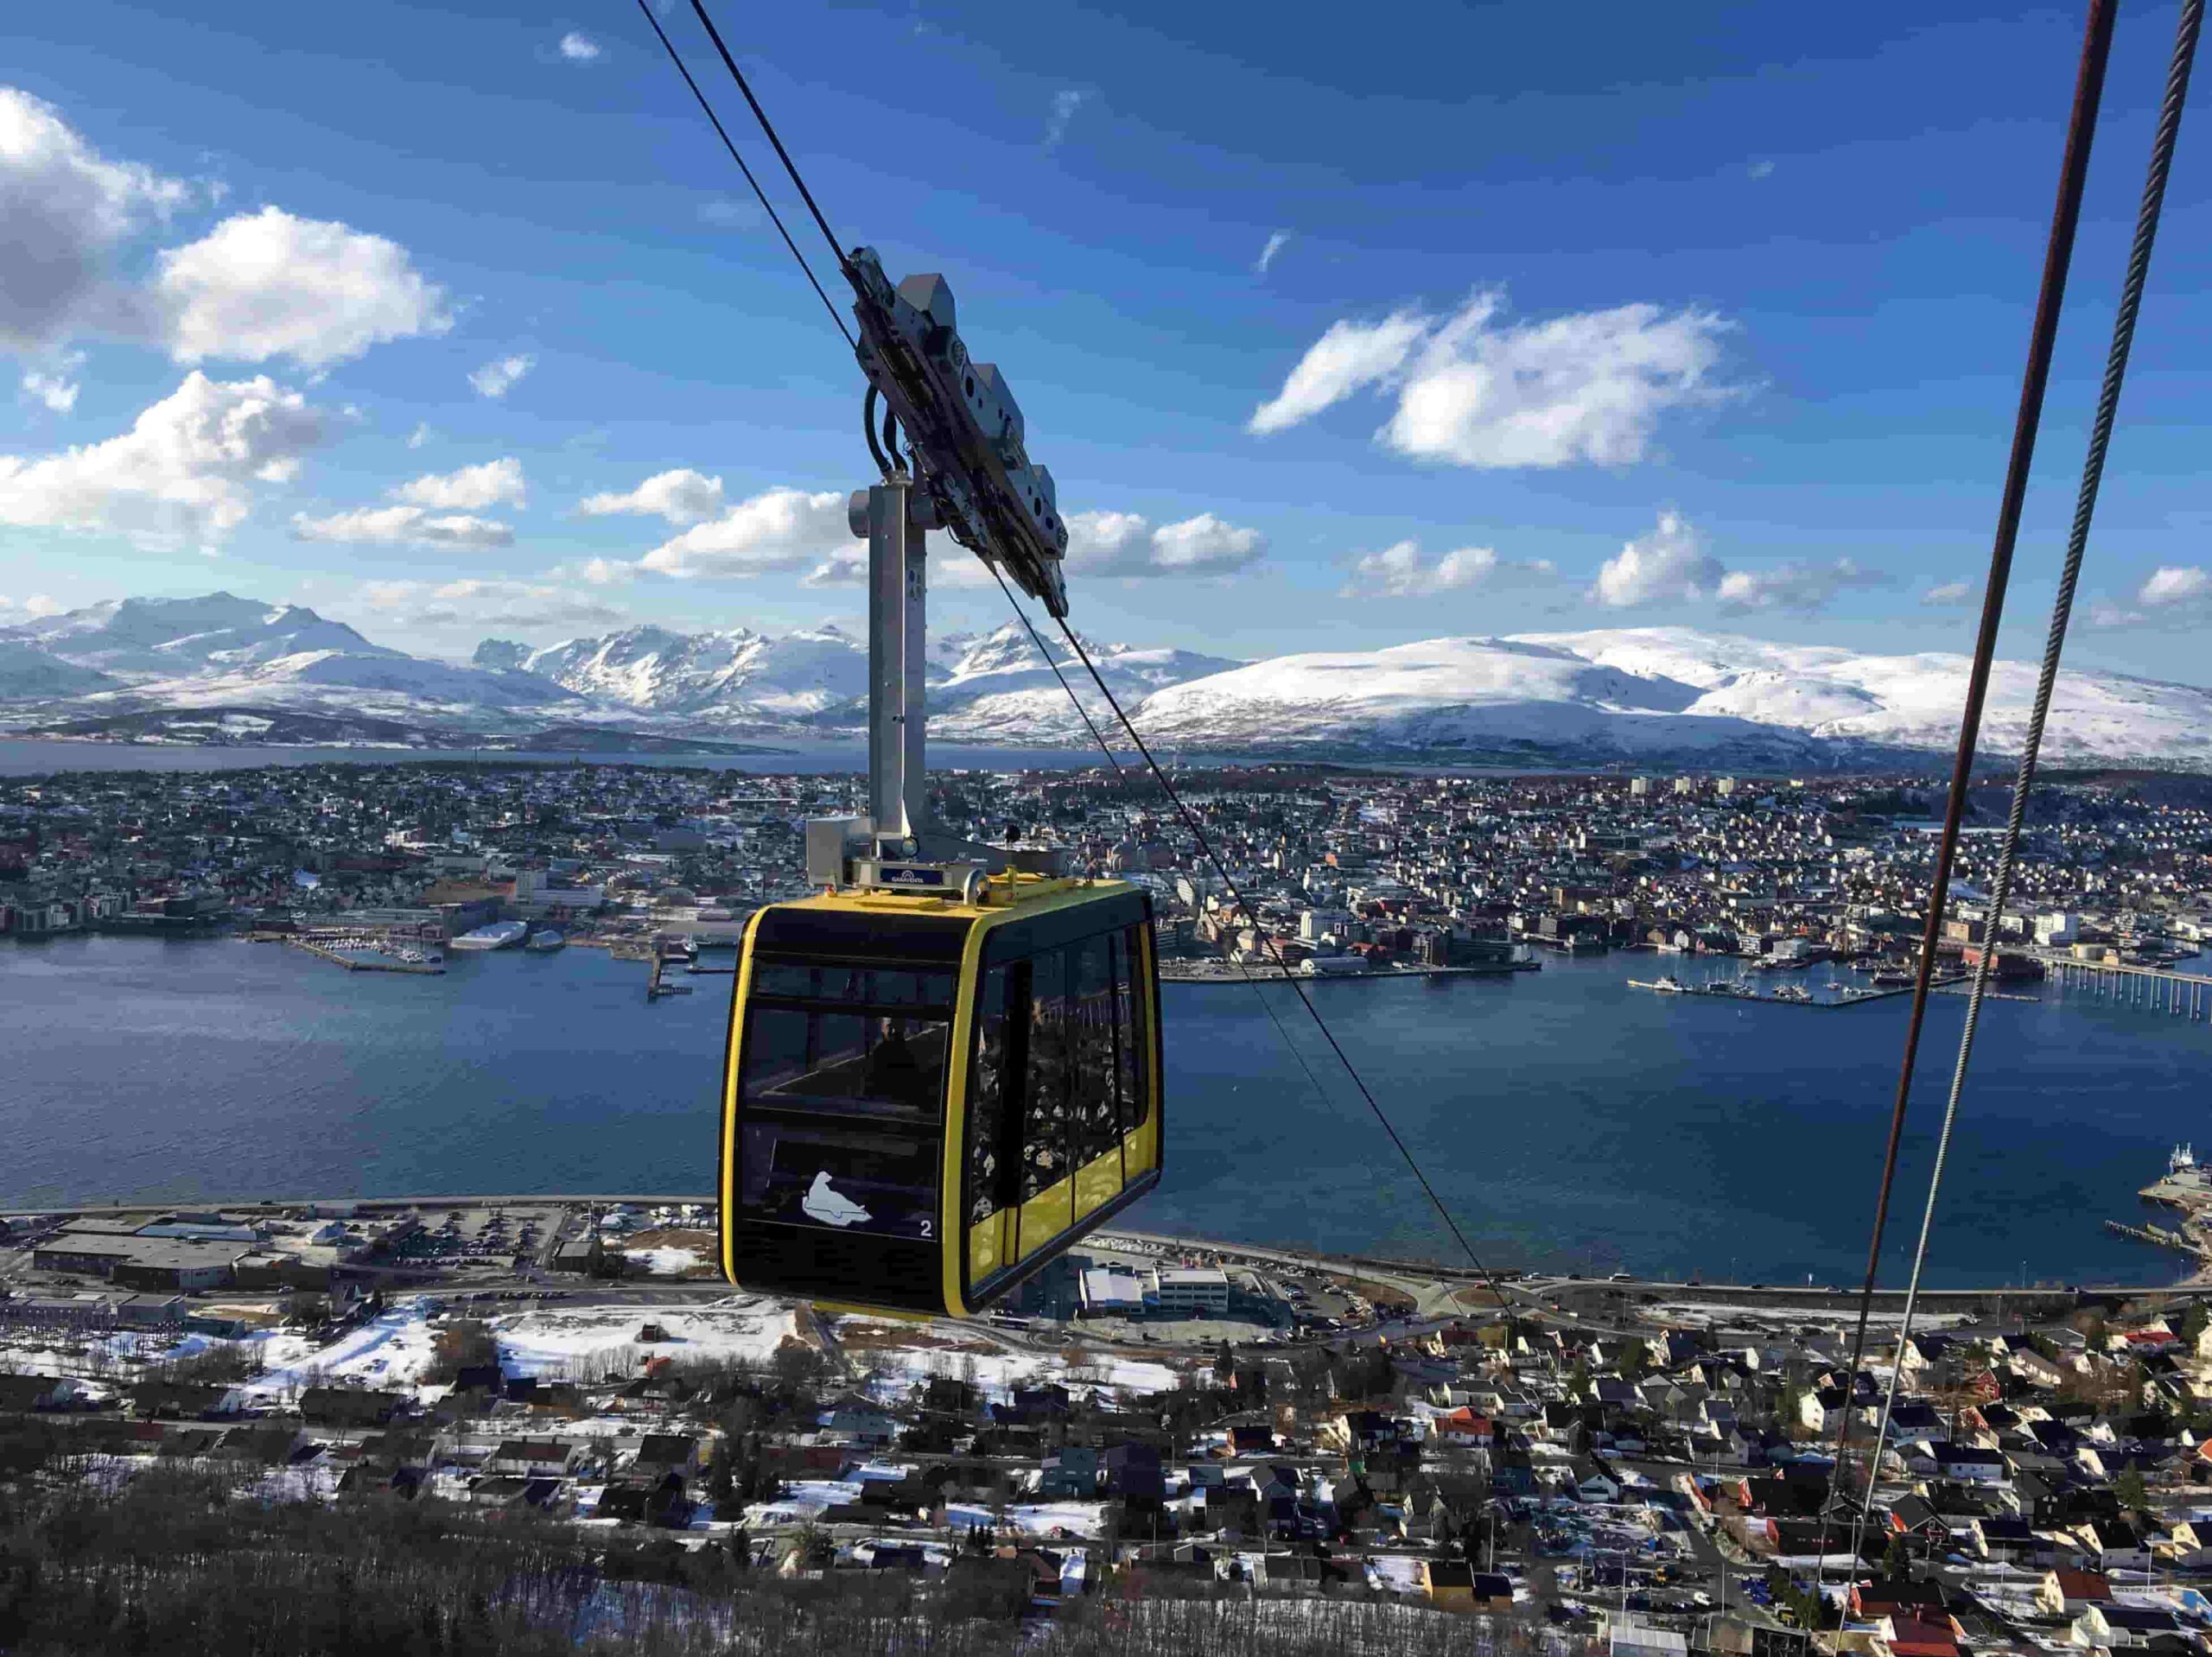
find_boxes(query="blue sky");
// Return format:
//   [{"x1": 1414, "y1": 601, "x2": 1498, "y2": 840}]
[{"x1": 3, "y1": 0, "x2": 2209, "y2": 677}]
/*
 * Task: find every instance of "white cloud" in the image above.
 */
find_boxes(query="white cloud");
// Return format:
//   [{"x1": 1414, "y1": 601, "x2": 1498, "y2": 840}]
[
  {"x1": 291, "y1": 505, "x2": 512, "y2": 548},
  {"x1": 1045, "y1": 89, "x2": 1088, "y2": 149},
  {"x1": 626, "y1": 486, "x2": 1263, "y2": 589},
  {"x1": 639, "y1": 486, "x2": 850, "y2": 579},
  {"x1": 153, "y1": 206, "x2": 452, "y2": 368},
  {"x1": 394, "y1": 455, "x2": 526, "y2": 511},
  {"x1": 358, "y1": 576, "x2": 624, "y2": 632},
  {"x1": 1922, "y1": 579, "x2": 1973, "y2": 606},
  {"x1": 558, "y1": 31, "x2": 601, "y2": 61},
  {"x1": 406, "y1": 422, "x2": 432, "y2": 449},
  {"x1": 1748, "y1": 159, "x2": 1777, "y2": 180},
  {"x1": 2095, "y1": 565, "x2": 2212, "y2": 627},
  {"x1": 1250, "y1": 288, "x2": 1735, "y2": 468},
  {"x1": 469, "y1": 353, "x2": 534, "y2": 399},
  {"x1": 0, "y1": 86, "x2": 190, "y2": 353},
  {"x1": 575, "y1": 556, "x2": 637, "y2": 586},
  {"x1": 1588, "y1": 513, "x2": 1882, "y2": 615},
  {"x1": 0, "y1": 370, "x2": 328, "y2": 546},
  {"x1": 20, "y1": 357, "x2": 81, "y2": 413},
  {"x1": 6, "y1": 593, "x2": 65, "y2": 617},
  {"x1": 1715, "y1": 557, "x2": 1883, "y2": 615},
  {"x1": 579, "y1": 467, "x2": 725, "y2": 525},
  {"x1": 1590, "y1": 511, "x2": 1724, "y2": 608},
  {"x1": 1255, "y1": 231, "x2": 1291, "y2": 276},
  {"x1": 1065, "y1": 510, "x2": 1268, "y2": 579},
  {"x1": 698, "y1": 196, "x2": 763, "y2": 231},
  {"x1": 2140, "y1": 565, "x2": 2209, "y2": 607},
  {"x1": 1342, "y1": 540, "x2": 1554, "y2": 599},
  {"x1": 1248, "y1": 310, "x2": 1427, "y2": 436},
  {"x1": 798, "y1": 543, "x2": 997, "y2": 591}
]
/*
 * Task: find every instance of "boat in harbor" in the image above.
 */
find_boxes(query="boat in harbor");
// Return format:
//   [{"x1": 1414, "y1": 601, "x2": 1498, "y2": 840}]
[
  {"x1": 449, "y1": 920, "x2": 528, "y2": 951},
  {"x1": 1871, "y1": 967, "x2": 1915, "y2": 988},
  {"x1": 1773, "y1": 983, "x2": 1813, "y2": 1003},
  {"x1": 524, "y1": 930, "x2": 566, "y2": 953}
]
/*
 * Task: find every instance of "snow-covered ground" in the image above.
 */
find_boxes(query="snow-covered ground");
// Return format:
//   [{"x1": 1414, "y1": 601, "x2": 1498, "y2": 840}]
[
  {"x1": 493, "y1": 1301, "x2": 798, "y2": 1378},
  {"x1": 237, "y1": 1298, "x2": 442, "y2": 1398},
  {"x1": 622, "y1": 1247, "x2": 707, "y2": 1276},
  {"x1": 1648, "y1": 1299, "x2": 1978, "y2": 1330},
  {"x1": 835, "y1": 1316, "x2": 1183, "y2": 1404},
  {"x1": 943, "y1": 1500, "x2": 1108, "y2": 1539}
]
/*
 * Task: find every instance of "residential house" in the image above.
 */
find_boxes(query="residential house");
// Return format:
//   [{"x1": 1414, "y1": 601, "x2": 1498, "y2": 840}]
[
  {"x1": 488, "y1": 1439, "x2": 583, "y2": 1478},
  {"x1": 2070, "y1": 1603, "x2": 2184, "y2": 1649},
  {"x1": 628, "y1": 1434, "x2": 701, "y2": 1481},
  {"x1": 2037, "y1": 1570, "x2": 2113, "y2": 1617}
]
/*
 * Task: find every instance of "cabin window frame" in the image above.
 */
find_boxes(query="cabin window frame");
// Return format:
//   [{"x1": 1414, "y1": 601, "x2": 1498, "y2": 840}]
[{"x1": 959, "y1": 898, "x2": 1158, "y2": 1305}]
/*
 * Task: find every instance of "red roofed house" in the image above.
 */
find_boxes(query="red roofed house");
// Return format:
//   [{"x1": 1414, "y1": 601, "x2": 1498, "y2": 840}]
[
  {"x1": 1850, "y1": 1579, "x2": 1947, "y2": 1622},
  {"x1": 1875, "y1": 1615, "x2": 1962, "y2": 1657},
  {"x1": 1435, "y1": 1408, "x2": 1493, "y2": 1449}
]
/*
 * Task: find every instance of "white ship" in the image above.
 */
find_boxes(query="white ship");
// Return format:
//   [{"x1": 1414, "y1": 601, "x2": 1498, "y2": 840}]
[
  {"x1": 524, "y1": 929, "x2": 566, "y2": 953},
  {"x1": 449, "y1": 920, "x2": 528, "y2": 951}
]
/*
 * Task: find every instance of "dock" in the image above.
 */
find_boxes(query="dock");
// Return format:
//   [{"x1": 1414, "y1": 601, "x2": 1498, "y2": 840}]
[
  {"x1": 2043, "y1": 953, "x2": 2212, "y2": 1019},
  {"x1": 2105, "y1": 1218, "x2": 2202, "y2": 1257},
  {"x1": 645, "y1": 956, "x2": 694, "y2": 1000}
]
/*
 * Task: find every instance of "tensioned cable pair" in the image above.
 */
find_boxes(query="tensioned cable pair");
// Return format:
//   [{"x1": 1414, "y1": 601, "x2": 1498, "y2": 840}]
[{"x1": 636, "y1": 0, "x2": 1524, "y2": 1324}]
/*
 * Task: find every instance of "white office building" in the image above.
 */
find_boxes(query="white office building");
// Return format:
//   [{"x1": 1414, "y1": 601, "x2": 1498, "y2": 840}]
[{"x1": 1151, "y1": 1267, "x2": 1232, "y2": 1316}]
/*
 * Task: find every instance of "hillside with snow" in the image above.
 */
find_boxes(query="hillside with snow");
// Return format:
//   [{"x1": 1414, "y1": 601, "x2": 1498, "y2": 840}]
[
  {"x1": 4, "y1": 596, "x2": 2209, "y2": 768},
  {"x1": 1129, "y1": 627, "x2": 2212, "y2": 768},
  {"x1": 0, "y1": 594, "x2": 598, "y2": 739}
]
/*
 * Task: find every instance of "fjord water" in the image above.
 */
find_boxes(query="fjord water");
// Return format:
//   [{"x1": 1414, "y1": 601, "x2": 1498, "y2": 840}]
[{"x1": 3, "y1": 936, "x2": 2204, "y2": 1286}]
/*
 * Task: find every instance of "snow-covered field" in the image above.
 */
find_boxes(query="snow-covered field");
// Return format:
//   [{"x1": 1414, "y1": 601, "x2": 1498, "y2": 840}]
[
  {"x1": 622, "y1": 1247, "x2": 708, "y2": 1276},
  {"x1": 493, "y1": 1301, "x2": 799, "y2": 1378},
  {"x1": 238, "y1": 1298, "x2": 443, "y2": 1397},
  {"x1": 835, "y1": 1317, "x2": 1183, "y2": 1403},
  {"x1": 944, "y1": 1500, "x2": 1108, "y2": 1539}
]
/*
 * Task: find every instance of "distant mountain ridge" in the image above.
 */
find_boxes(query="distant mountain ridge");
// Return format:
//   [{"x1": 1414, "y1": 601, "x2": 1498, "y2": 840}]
[{"x1": 3, "y1": 594, "x2": 2209, "y2": 768}]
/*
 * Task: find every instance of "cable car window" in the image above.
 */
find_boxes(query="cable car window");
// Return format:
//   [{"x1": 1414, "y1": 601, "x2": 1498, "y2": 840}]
[
  {"x1": 1070, "y1": 933, "x2": 1120, "y2": 1169},
  {"x1": 734, "y1": 996, "x2": 948, "y2": 1241},
  {"x1": 751, "y1": 962, "x2": 954, "y2": 1013},
  {"x1": 966, "y1": 966, "x2": 1010, "y2": 1225},
  {"x1": 1116, "y1": 923, "x2": 1152, "y2": 1130},
  {"x1": 1020, "y1": 948, "x2": 1069, "y2": 1203}
]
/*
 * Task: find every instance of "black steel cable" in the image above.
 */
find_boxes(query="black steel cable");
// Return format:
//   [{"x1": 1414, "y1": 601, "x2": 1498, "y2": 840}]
[
  {"x1": 633, "y1": 0, "x2": 855, "y2": 351},
  {"x1": 1853, "y1": 0, "x2": 2201, "y2": 1570},
  {"x1": 882, "y1": 400, "x2": 906, "y2": 475},
  {"x1": 983, "y1": 566, "x2": 1122, "y2": 772},
  {"x1": 686, "y1": 0, "x2": 855, "y2": 274},
  {"x1": 862, "y1": 386, "x2": 893, "y2": 476},
  {"x1": 1047, "y1": 613, "x2": 1520, "y2": 1323},
  {"x1": 980, "y1": 571, "x2": 1407, "y2": 1233},
  {"x1": 654, "y1": 0, "x2": 1519, "y2": 1332},
  {"x1": 1812, "y1": 0, "x2": 2117, "y2": 1594}
]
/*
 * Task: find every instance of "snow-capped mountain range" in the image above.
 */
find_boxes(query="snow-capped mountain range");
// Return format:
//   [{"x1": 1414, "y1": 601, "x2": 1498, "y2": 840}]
[{"x1": 3, "y1": 592, "x2": 2208, "y2": 768}]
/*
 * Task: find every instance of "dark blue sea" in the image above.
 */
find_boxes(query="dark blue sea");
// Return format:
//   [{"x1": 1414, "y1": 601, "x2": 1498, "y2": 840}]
[{"x1": 4, "y1": 932, "x2": 2207, "y2": 1286}]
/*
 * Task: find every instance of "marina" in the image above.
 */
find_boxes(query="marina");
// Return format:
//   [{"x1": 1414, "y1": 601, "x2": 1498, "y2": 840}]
[
  {"x1": 1625, "y1": 970, "x2": 1949, "y2": 1007},
  {"x1": 284, "y1": 937, "x2": 445, "y2": 975}
]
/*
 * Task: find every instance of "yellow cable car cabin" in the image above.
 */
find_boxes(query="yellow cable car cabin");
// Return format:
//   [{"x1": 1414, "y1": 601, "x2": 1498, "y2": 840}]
[{"x1": 718, "y1": 875, "x2": 1161, "y2": 1317}]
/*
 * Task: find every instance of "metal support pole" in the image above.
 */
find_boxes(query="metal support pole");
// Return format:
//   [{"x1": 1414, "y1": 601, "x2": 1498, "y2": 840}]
[{"x1": 858, "y1": 478, "x2": 928, "y2": 847}]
